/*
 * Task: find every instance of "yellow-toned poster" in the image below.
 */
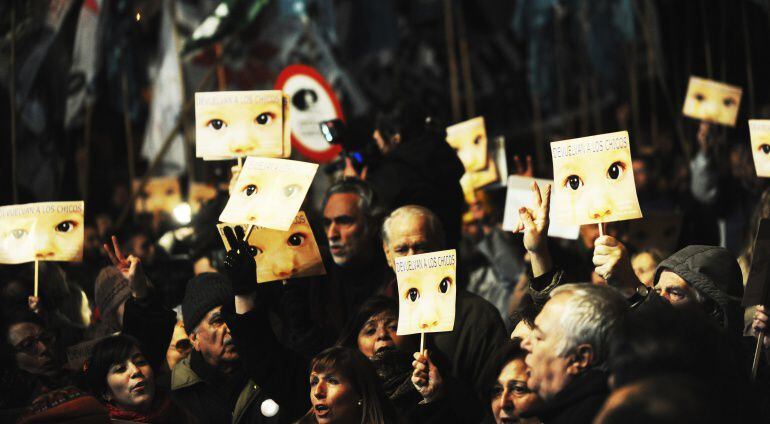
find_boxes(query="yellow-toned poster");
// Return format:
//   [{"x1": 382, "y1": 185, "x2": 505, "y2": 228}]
[
  {"x1": 195, "y1": 90, "x2": 290, "y2": 159},
  {"x1": 749, "y1": 120, "x2": 770, "y2": 177},
  {"x1": 0, "y1": 201, "x2": 85, "y2": 264},
  {"x1": 218, "y1": 211, "x2": 326, "y2": 283},
  {"x1": 394, "y1": 249, "x2": 456, "y2": 335},
  {"x1": 682, "y1": 77, "x2": 742, "y2": 127},
  {"x1": 460, "y1": 158, "x2": 499, "y2": 203},
  {"x1": 189, "y1": 182, "x2": 218, "y2": 213},
  {"x1": 134, "y1": 177, "x2": 182, "y2": 214},
  {"x1": 446, "y1": 117, "x2": 488, "y2": 172},
  {"x1": 551, "y1": 131, "x2": 642, "y2": 226},
  {"x1": 219, "y1": 157, "x2": 318, "y2": 231}
]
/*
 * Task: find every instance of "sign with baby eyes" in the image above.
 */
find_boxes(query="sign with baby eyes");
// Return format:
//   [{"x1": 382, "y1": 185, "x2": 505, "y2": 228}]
[
  {"x1": 0, "y1": 201, "x2": 85, "y2": 264},
  {"x1": 550, "y1": 131, "x2": 642, "y2": 226},
  {"x1": 749, "y1": 120, "x2": 770, "y2": 178},
  {"x1": 219, "y1": 157, "x2": 318, "y2": 231},
  {"x1": 446, "y1": 117, "x2": 488, "y2": 172},
  {"x1": 133, "y1": 177, "x2": 182, "y2": 214},
  {"x1": 394, "y1": 249, "x2": 456, "y2": 336},
  {"x1": 195, "y1": 90, "x2": 291, "y2": 160},
  {"x1": 682, "y1": 77, "x2": 742, "y2": 127},
  {"x1": 217, "y1": 211, "x2": 326, "y2": 283},
  {"x1": 502, "y1": 176, "x2": 580, "y2": 240}
]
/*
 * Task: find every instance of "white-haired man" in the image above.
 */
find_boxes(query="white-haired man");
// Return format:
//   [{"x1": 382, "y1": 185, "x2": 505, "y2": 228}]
[
  {"x1": 381, "y1": 205, "x2": 508, "y2": 400},
  {"x1": 520, "y1": 284, "x2": 628, "y2": 424}
]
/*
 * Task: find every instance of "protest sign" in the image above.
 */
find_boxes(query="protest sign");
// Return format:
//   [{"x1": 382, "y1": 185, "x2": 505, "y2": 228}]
[
  {"x1": 502, "y1": 176, "x2": 580, "y2": 240},
  {"x1": 195, "y1": 90, "x2": 289, "y2": 159},
  {"x1": 0, "y1": 201, "x2": 85, "y2": 264},
  {"x1": 394, "y1": 249, "x2": 457, "y2": 336},
  {"x1": 219, "y1": 157, "x2": 318, "y2": 231},
  {"x1": 749, "y1": 120, "x2": 770, "y2": 178},
  {"x1": 218, "y1": 211, "x2": 326, "y2": 283},
  {"x1": 683, "y1": 76, "x2": 742, "y2": 127},
  {"x1": 446, "y1": 116, "x2": 488, "y2": 172},
  {"x1": 134, "y1": 177, "x2": 182, "y2": 214},
  {"x1": 551, "y1": 131, "x2": 642, "y2": 226}
]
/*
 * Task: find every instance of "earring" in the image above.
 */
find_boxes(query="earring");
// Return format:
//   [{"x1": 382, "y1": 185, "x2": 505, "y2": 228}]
[{"x1": 357, "y1": 399, "x2": 363, "y2": 406}]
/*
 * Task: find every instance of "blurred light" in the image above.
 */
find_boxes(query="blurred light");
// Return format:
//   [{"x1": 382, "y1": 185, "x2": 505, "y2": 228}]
[
  {"x1": 135, "y1": 11, "x2": 141, "y2": 22},
  {"x1": 261, "y1": 399, "x2": 279, "y2": 417},
  {"x1": 173, "y1": 203, "x2": 192, "y2": 224}
]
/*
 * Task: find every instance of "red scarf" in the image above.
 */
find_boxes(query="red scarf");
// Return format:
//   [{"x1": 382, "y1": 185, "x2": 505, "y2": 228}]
[{"x1": 105, "y1": 389, "x2": 175, "y2": 423}]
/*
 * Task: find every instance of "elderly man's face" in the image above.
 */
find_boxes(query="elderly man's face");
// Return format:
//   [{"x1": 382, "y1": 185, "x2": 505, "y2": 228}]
[
  {"x1": 520, "y1": 294, "x2": 573, "y2": 400},
  {"x1": 190, "y1": 306, "x2": 239, "y2": 372},
  {"x1": 323, "y1": 193, "x2": 367, "y2": 267},
  {"x1": 383, "y1": 214, "x2": 438, "y2": 269},
  {"x1": 654, "y1": 271, "x2": 696, "y2": 306}
]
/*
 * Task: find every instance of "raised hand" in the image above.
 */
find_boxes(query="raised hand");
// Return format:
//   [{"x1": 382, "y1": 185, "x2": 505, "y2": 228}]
[
  {"x1": 103, "y1": 235, "x2": 130, "y2": 276},
  {"x1": 752, "y1": 305, "x2": 770, "y2": 349},
  {"x1": 222, "y1": 225, "x2": 257, "y2": 296},
  {"x1": 592, "y1": 235, "x2": 641, "y2": 296},
  {"x1": 411, "y1": 350, "x2": 445, "y2": 403},
  {"x1": 103, "y1": 235, "x2": 149, "y2": 300},
  {"x1": 514, "y1": 181, "x2": 551, "y2": 254},
  {"x1": 513, "y1": 155, "x2": 534, "y2": 177}
]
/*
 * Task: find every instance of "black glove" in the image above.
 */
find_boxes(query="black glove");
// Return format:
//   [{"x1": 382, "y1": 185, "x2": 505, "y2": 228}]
[{"x1": 222, "y1": 225, "x2": 258, "y2": 295}]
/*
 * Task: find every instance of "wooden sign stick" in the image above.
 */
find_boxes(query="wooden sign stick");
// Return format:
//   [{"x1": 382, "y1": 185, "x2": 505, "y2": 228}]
[
  {"x1": 598, "y1": 223, "x2": 605, "y2": 237},
  {"x1": 752, "y1": 334, "x2": 764, "y2": 380},
  {"x1": 34, "y1": 259, "x2": 39, "y2": 298},
  {"x1": 420, "y1": 332, "x2": 425, "y2": 355}
]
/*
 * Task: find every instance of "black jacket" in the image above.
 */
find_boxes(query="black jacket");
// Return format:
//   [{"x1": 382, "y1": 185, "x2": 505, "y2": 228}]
[
  {"x1": 654, "y1": 245, "x2": 744, "y2": 334},
  {"x1": 366, "y1": 134, "x2": 466, "y2": 248},
  {"x1": 526, "y1": 369, "x2": 609, "y2": 424}
]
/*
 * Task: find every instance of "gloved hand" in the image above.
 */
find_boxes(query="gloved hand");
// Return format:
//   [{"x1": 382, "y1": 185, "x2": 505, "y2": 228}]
[{"x1": 222, "y1": 225, "x2": 258, "y2": 296}]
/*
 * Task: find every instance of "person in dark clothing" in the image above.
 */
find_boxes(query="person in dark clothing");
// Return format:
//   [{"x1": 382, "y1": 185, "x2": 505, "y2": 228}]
[
  {"x1": 337, "y1": 295, "x2": 484, "y2": 423},
  {"x1": 520, "y1": 284, "x2": 628, "y2": 424},
  {"x1": 356, "y1": 100, "x2": 466, "y2": 249},
  {"x1": 594, "y1": 376, "x2": 720, "y2": 424},
  {"x1": 606, "y1": 301, "x2": 760, "y2": 422},
  {"x1": 380, "y1": 205, "x2": 508, "y2": 397},
  {"x1": 479, "y1": 339, "x2": 543, "y2": 424},
  {"x1": 277, "y1": 178, "x2": 393, "y2": 358},
  {"x1": 170, "y1": 226, "x2": 309, "y2": 423},
  {"x1": 84, "y1": 334, "x2": 192, "y2": 423},
  {"x1": 652, "y1": 245, "x2": 744, "y2": 334}
]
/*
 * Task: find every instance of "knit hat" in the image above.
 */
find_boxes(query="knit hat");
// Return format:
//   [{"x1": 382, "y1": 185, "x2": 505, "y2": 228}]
[
  {"x1": 182, "y1": 273, "x2": 232, "y2": 332},
  {"x1": 94, "y1": 266, "x2": 130, "y2": 321}
]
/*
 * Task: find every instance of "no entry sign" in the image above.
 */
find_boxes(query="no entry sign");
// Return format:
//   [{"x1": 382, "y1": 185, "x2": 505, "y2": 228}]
[{"x1": 275, "y1": 65, "x2": 344, "y2": 163}]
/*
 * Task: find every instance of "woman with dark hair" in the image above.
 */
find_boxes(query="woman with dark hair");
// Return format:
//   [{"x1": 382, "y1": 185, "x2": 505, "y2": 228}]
[
  {"x1": 84, "y1": 334, "x2": 191, "y2": 423},
  {"x1": 480, "y1": 340, "x2": 542, "y2": 424},
  {"x1": 338, "y1": 296, "x2": 484, "y2": 423},
  {"x1": 297, "y1": 346, "x2": 400, "y2": 424}
]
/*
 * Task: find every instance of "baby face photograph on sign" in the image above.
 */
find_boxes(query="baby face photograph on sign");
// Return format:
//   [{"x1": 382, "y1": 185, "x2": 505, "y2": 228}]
[
  {"x1": 446, "y1": 116, "x2": 488, "y2": 172},
  {"x1": 218, "y1": 211, "x2": 326, "y2": 283},
  {"x1": 394, "y1": 249, "x2": 457, "y2": 335},
  {"x1": 551, "y1": 131, "x2": 642, "y2": 226},
  {"x1": 134, "y1": 177, "x2": 182, "y2": 214},
  {"x1": 219, "y1": 157, "x2": 318, "y2": 231},
  {"x1": 195, "y1": 90, "x2": 287, "y2": 159},
  {"x1": 749, "y1": 120, "x2": 770, "y2": 178},
  {"x1": 682, "y1": 76, "x2": 742, "y2": 127},
  {"x1": 0, "y1": 201, "x2": 85, "y2": 264}
]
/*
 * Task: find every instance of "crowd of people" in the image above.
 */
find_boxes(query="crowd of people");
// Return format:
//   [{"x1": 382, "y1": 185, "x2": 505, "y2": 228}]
[{"x1": 3, "y1": 100, "x2": 770, "y2": 424}]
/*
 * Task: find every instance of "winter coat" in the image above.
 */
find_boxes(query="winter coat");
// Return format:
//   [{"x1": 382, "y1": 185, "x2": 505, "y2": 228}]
[
  {"x1": 366, "y1": 133, "x2": 466, "y2": 249},
  {"x1": 525, "y1": 369, "x2": 609, "y2": 424},
  {"x1": 654, "y1": 245, "x2": 744, "y2": 334}
]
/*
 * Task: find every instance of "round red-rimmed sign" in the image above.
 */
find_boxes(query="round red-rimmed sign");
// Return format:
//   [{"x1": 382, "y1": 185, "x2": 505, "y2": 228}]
[{"x1": 275, "y1": 64, "x2": 344, "y2": 163}]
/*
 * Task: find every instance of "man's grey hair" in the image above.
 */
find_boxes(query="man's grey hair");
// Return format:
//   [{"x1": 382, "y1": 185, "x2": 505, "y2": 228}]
[
  {"x1": 381, "y1": 205, "x2": 445, "y2": 248},
  {"x1": 322, "y1": 178, "x2": 382, "y2": 235},
  {"x1": 550, "y1": 284, "x2": 629, "y2": 368}
]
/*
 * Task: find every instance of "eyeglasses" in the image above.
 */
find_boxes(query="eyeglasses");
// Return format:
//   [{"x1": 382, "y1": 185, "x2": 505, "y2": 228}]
[{"x1": 13, "y1": 332, "x2": 55, "y2": 355}]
